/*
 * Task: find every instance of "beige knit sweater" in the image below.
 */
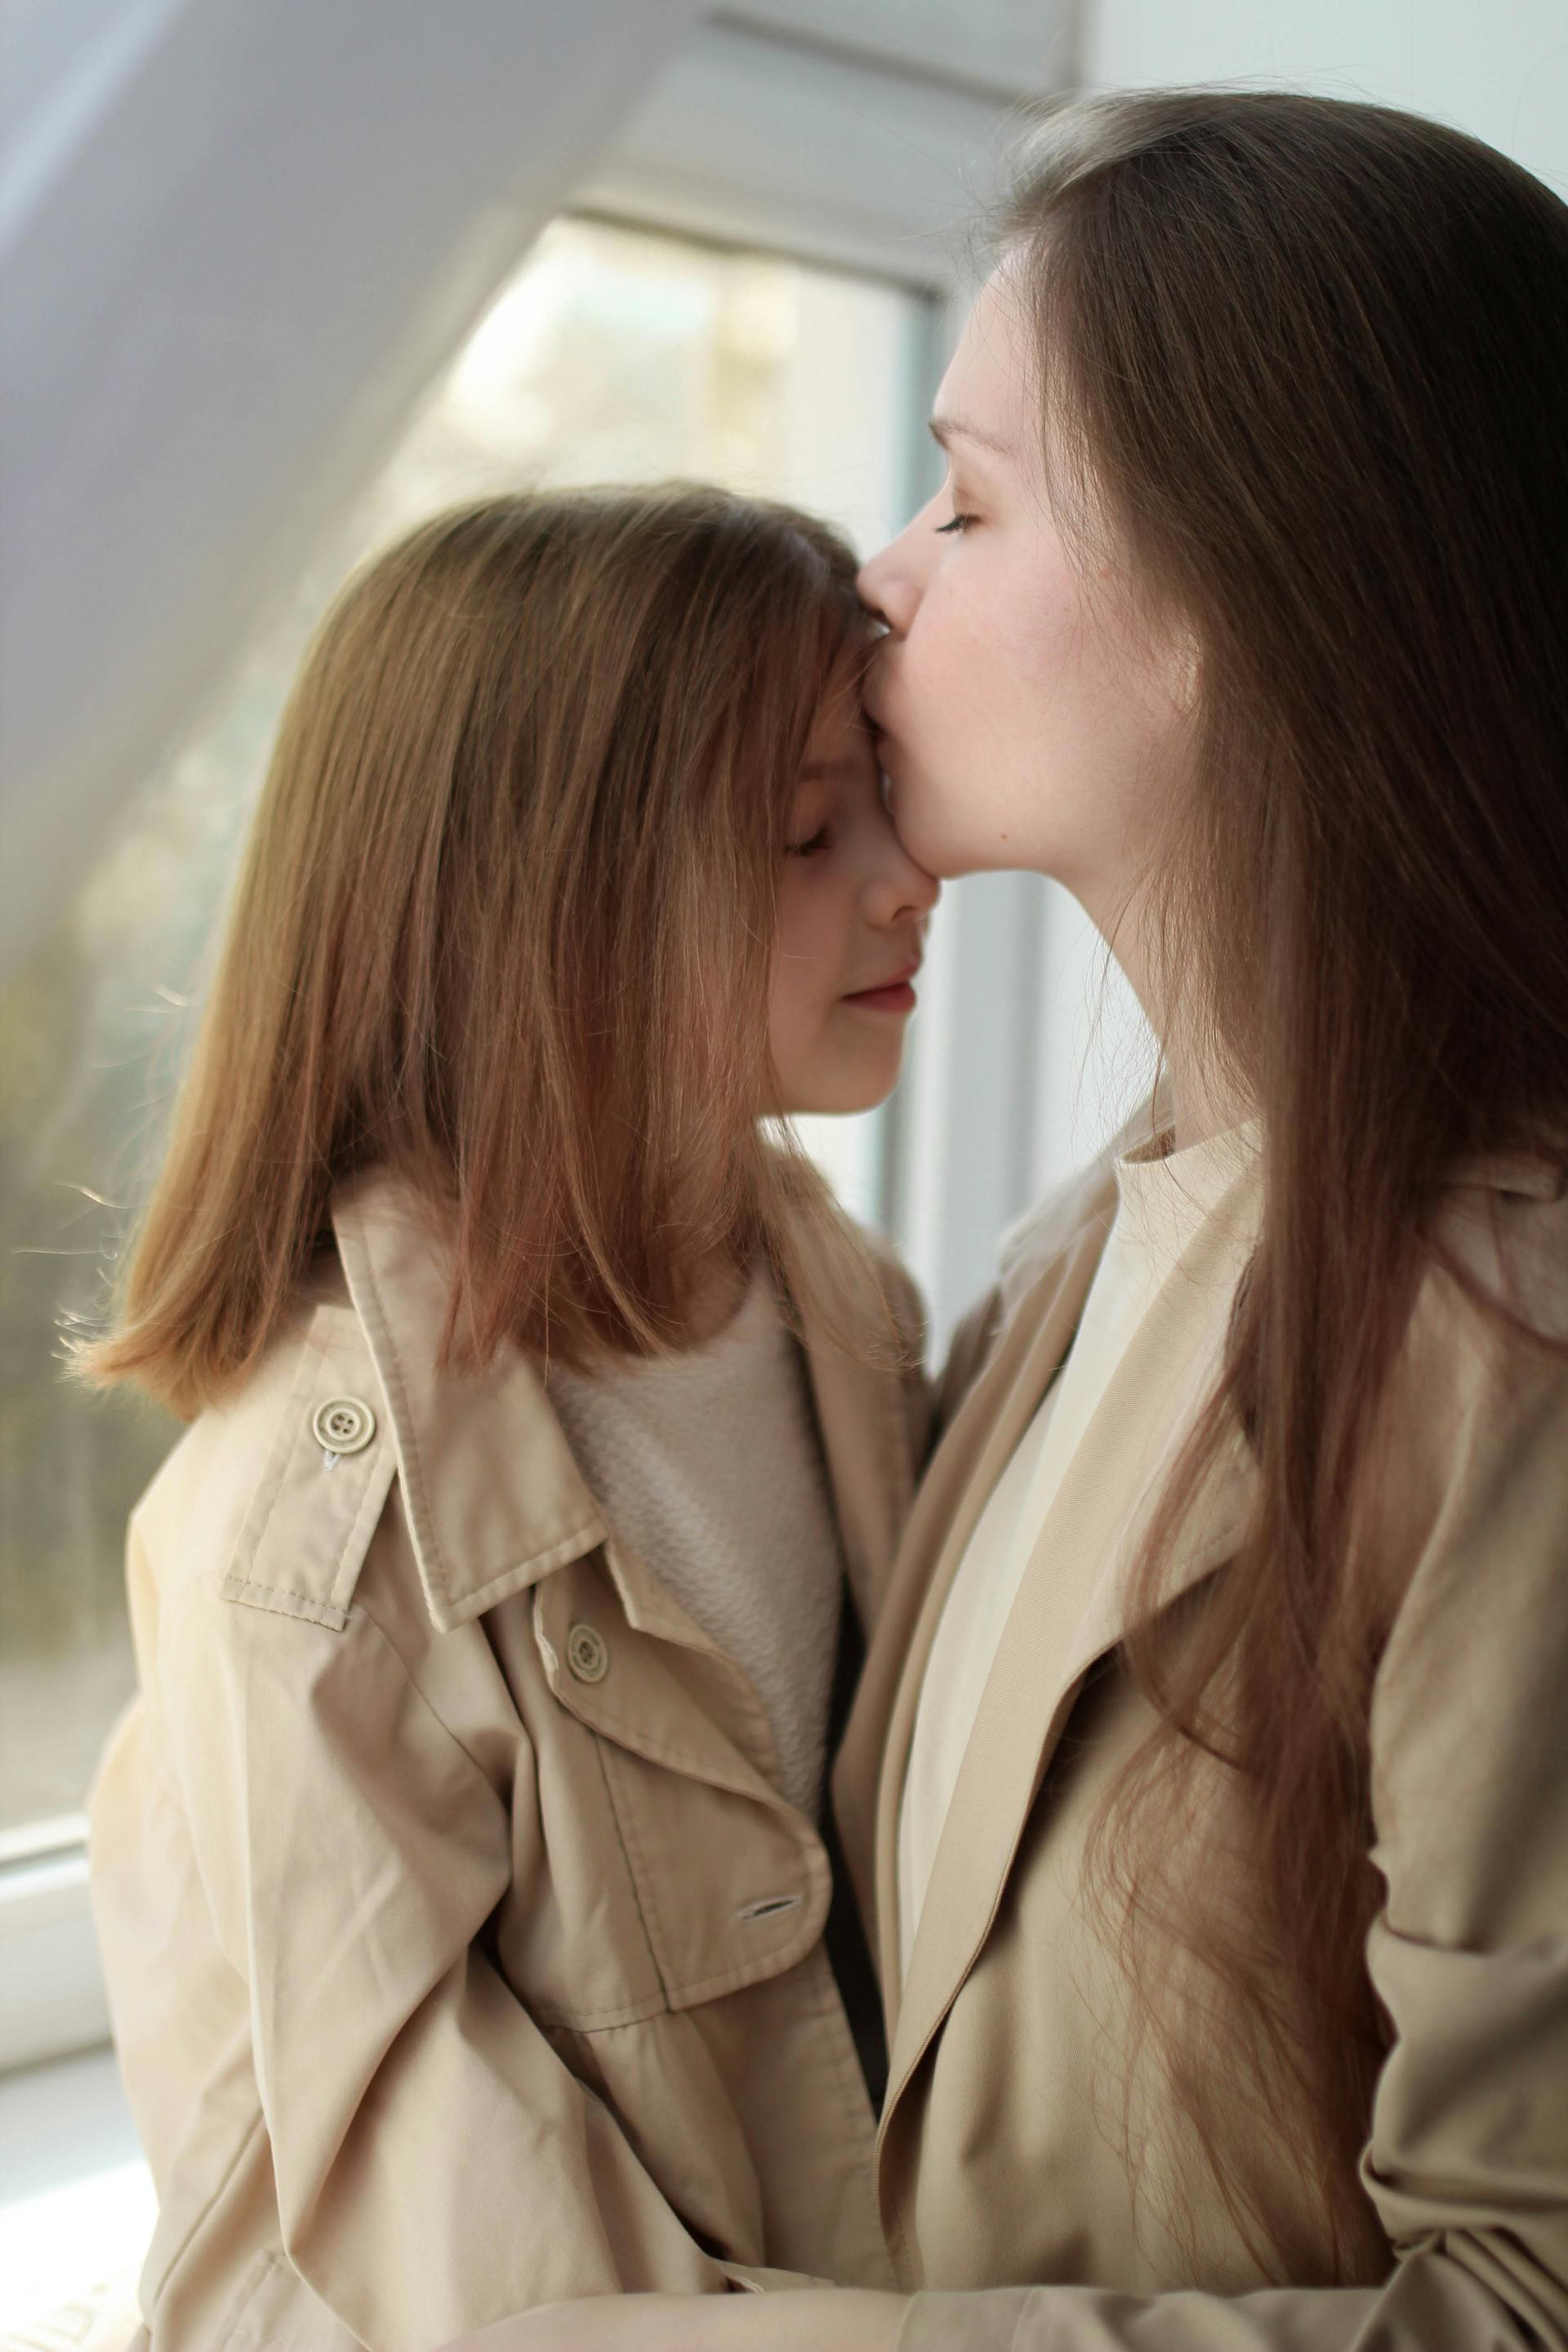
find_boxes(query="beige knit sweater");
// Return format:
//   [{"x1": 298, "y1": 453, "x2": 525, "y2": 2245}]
[{"x1": 545, "y1": 1264, "x2": 844, "y2": 1818}]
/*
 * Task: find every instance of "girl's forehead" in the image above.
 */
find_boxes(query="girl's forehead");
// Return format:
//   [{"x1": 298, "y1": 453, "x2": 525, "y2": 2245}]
[{"x1": 801, "y1": 685, "x2": 874, "y2": 775}]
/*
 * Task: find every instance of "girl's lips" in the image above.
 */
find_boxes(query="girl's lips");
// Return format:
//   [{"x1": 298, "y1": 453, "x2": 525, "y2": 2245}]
[{"x1": 843, "y1": 968, "x2": 919, "y2": 1015}]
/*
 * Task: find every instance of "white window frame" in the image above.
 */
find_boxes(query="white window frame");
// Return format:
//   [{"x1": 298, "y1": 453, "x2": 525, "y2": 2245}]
[{"x1": 0, "y1": 1818, "x2": 109, "y2": 2074}]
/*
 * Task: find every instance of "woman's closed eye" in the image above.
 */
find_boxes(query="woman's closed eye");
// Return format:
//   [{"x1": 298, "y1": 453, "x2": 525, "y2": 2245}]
[
  {"x1": 785, "y1": 826, "x2": 832, "y2": 858},
  {"x1": 935, "y1": 512, "x2": 977, "y2": 537}
]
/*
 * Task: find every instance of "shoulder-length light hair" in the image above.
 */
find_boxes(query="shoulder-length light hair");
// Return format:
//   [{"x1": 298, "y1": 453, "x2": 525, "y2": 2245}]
[{"x1": 81, "y1": 485, "x2": 874, "y2": 1415}]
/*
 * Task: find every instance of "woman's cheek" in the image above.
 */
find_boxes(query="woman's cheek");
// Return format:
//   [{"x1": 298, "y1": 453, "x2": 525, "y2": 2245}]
[{"x1": 924, "y1": 594, "x2": 998, "y2": 739}]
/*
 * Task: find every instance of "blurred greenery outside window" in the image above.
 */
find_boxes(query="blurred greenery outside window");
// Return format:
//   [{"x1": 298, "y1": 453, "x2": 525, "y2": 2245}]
[{"x1": 0, "y1": 216, "x2": 927, "y2": 1838}]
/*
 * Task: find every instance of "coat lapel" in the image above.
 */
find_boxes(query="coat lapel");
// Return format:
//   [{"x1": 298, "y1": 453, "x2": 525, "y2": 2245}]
[
  {"x1": 832, "y1": 1195, "x2": 1114, "y2": 2007},
  {"x1": 832, "y1": 1109, "x2": 1177, "y2": 1967},
  {"x1": 880, "y1": 1156, "x2": 1263, "y2": 2128}
]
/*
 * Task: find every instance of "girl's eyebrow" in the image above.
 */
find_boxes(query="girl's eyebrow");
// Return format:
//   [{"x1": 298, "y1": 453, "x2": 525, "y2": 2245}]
[
  {"x1": 799, "y1": 752, "x2": 866, "y2": 782},
  {"x1": 929, "y1": 412, "x2": 1013, "y2": 458}
]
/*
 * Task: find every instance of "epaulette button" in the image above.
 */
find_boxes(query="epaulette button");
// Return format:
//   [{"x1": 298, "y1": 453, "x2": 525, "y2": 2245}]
[{"x1": 312, "y1": 1396, "x2": 377, "y2": 1463}]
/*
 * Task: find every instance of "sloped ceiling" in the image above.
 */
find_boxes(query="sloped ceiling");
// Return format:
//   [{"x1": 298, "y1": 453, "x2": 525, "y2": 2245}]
[{"x1": 0, "y1": 0, "x2": 702, "y2": 973}]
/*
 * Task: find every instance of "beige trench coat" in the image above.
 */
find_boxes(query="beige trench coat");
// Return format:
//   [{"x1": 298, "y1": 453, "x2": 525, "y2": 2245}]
[
  {"x1": 87, "y1": 1170, "x2": 928, "y2": 2352},
  {"x1": 831, "y1": 1123, "x2": 1568, "y2": 2350}
]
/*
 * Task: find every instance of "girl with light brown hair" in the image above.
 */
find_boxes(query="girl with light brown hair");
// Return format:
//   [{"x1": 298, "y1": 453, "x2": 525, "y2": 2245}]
[
  {"x1": 82, "y1": 483, "x2": 940, "y2": 2348},
  {"x1": 475, "y1": 85, "x2": 1568, "y2": 2352}
]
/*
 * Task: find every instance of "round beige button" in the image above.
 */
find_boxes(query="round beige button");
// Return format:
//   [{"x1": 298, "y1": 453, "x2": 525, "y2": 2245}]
[
  {"x1": 311, "y1": 1396, "x2": 376, "y2": 1456},
  {"x1": 566, "y1": 1624, "x2": 609, "y2": 1684}
]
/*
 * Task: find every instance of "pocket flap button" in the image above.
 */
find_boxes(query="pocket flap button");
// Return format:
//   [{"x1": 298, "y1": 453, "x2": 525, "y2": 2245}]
[
  {"x1": 312, "y1": 1396, "x2": 376, "y2": 1457},
  {"x1": 567, "y1": 1624, "x2": 609, "y2": 1683}
]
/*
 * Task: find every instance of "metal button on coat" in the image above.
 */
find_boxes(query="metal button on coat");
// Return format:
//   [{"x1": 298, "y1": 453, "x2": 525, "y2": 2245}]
[
  {"x1": 311, "y1": 1396, "x2": 376, "y2": 1456},
  {"x1": 566, "y1": 1624, "x2": 609, "y2": 1684}
]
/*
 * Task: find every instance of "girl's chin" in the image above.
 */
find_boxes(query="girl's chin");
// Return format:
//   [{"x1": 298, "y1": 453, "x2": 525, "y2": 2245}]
[{"x1": 783, "y1": 1073, "x2": 902, "y2": 1121}]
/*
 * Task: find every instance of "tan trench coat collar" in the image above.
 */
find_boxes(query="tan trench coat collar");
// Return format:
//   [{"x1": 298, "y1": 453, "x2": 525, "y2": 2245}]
[
  {"x1": 330, "y1": 1167, "x2": 915, "y2": 1642},
  {"x1": 331, "y1": 1173, "x2": 609, "y2": 1636}
]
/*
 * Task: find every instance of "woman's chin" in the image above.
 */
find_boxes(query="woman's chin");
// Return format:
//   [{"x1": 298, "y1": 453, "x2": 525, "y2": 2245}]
[
  {"x1": 880, "y1": 774, "x2": 970, "y2": 881},
  {"x1": 891, "y1": 823, "x2": 978, "y2": 883}
]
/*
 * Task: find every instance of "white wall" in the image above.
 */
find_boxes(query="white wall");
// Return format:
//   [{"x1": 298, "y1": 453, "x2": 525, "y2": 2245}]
[{"x1": 1081, "y1": 0, "x2": 1567, "y2": 198}]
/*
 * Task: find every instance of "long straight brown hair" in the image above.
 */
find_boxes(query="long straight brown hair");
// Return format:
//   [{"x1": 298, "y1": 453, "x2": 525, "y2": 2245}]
[
  {"x1": 80, "y1": 486, "x2": 875, "y2": 1417},
  {"x1": 1003, "y1": 93, "x2": 1568, "y2": 2278}
]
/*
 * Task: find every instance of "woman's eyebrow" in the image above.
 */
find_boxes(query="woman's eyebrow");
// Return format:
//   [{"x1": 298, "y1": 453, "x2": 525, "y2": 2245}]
[
  {"x1": 798, "y1": 753, "x2": 864, "y2": 782},
  {"x1": 929, "y1": 412, "x2": 1013, "y2": 458}
]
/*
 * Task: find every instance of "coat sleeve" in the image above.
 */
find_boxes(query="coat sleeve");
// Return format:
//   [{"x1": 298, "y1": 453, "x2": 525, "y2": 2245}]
[
  {"x1": 160, "y1": 1566, "x2": 728, "y2": 2350},
  {"x1": 898, "y1": 1324, "x2": 1568, "y2": 2351}
]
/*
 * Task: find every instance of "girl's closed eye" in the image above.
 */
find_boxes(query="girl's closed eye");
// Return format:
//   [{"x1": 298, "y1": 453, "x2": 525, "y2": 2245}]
[
  {"x1": 786, "y1": 826, "x2": 832, "y2": 858},
  {"x1": 935, "y1": 512, "x2": 977, "y2": 537}
]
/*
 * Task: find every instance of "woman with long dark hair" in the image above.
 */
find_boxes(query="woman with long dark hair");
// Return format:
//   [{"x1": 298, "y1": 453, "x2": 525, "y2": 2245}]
[{"x1": 473, "y1": 86, "x2": 1568, "y2": 2352}]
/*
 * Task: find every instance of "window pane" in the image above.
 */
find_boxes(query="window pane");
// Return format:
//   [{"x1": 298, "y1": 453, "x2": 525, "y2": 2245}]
[{"x1": 0, "y1": 217, "x2": 924, "y2": 1837}]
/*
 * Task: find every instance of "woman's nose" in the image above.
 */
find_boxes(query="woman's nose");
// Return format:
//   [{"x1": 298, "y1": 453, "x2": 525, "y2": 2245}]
[{"x1": 857, "y1": 538, "x2": 917, "y2": 639}]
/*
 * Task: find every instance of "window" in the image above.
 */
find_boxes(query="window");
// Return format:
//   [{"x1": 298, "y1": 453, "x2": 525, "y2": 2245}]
[{"x1": 0, "y1": 217, "x2": 930, "y2": 1859}]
